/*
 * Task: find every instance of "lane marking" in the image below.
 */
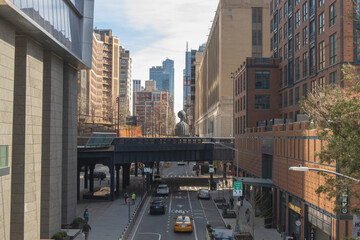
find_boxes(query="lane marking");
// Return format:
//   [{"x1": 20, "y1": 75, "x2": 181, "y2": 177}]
[
  {"x1": 187, "y1": 190, "x2": 198, "y2": 240},
  {"x1": 168, "y1": 192, "x2": 173, "y2": 215},
  {"x1": 129, "y1": 197, "x2": 151, "y2": 240},
  {"x1": 138, "y1": 232, "x2": 161, "y2": 240}
]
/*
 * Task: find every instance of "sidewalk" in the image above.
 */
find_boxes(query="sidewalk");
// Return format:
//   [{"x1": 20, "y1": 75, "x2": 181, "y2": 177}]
[
  {"x1": 210, "y1": 181, "x2": 282, "y2": 240},
  {"x1": 74, "y1": 175, "x2": 147, "y2": 240}
]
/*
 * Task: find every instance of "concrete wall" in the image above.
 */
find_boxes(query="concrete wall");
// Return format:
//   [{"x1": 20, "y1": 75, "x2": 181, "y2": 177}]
[
  {"x1": 0, "y1": 19, "x2": 15, "y2": 240},
  {"x1": 11, "y1": 36, "x2": 44, "y2": 240},
  {"x1": 41, "y1": 52, "x2": 64, "y2": 238}
]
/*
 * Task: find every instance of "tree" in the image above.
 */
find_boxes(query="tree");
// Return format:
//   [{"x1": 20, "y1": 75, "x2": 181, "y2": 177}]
[{"x1": 301, "y1": 64, "x2": 360, "y2": 215}]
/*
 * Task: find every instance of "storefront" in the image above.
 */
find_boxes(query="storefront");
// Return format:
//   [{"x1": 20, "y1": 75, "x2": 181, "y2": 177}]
[
  {"x1": 288, "y1": 197, "x2": 302, "y2": 240},
  {"x1": 306, "y1": 206, "x2": 331, "y2": 240}
]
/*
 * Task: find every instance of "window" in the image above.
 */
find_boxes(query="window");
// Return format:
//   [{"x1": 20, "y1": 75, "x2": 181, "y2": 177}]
[
  {"x1": 303, "y1": 52, "x2": 308, "y2": 77},
  {"x1": 319, "y1": 0, "x2": 324, "y2": 7},
  {"x1": 330, "y1": 2, "x2": 336, "y2": 27},
  {"x1": 279, "y1": 28, "x2": 283, "y2": 43},
  {"x1": 284, "y1": 22, "x2": 288, "y2": 38},
  {"x1": 330, "y1": 33, "x2": 337, "y2": 65},
  {"x1": 319, "y1": 41, "x2": 325, "y2": 70},
  {"x1": 289, "y1": 89, "x2": 294, "y2": 106},
  {"x1": 288, "y1": 16, "x2": 293, "y2": 35},
  {"x1": 280, "y1": 94, "x2": 283, "y2": 108},
  {"x1": 255, "y1": 95, "x2": 270, "y2": 109},
  {"x1": 310, "y1": 19, "x2": 315, "y2": 40},
  {"x1": 243, "y1": 96, "x2": 246, "y2": 109},
  {"x1": 255, "y1": 71, "x2": 270, "y2": 89},
  {"x1": 319, "y1": 76, "x2": 325, "y2": 88},
  {"x1": 253, "y1": 30, "x2": 262, "y2": 46},
  {"x1": 295, "y1": 87, "x2": 300, "y2": 105},
  {"x1": 284, "y1": 65, "x2": 288, "y2": 87},
  {"x1": 284, "y1": 43, "x2": 288, "y2": 60},
  {"x1": 0, "y1": 146, "x2": 8, "y2": 168},
  {"x1": 279, "y1": 47, "x2": 283, "y2": 62},
  {"x1": 284, "y1": 91, "x2": 288, "y2": 107},
  {"x1": 319, "y1": 12, "x2": 325, "y2": 34},
  {"x1": 295, "y1": 10, "x2": 300, "y2": 28},
  {"x1": 295, "y1": 57, "x2": 300, "y2": 81},
  {"x1": 330, "y1": 71, "x2": 337, "y2": 84},
  {"x1": 310, "y1": 46, "x2": 316, "y2": 75},
  {"x1": 271, "y1": 1, "x2": 274, "y2": 14},
  {"x1": 303, "y1": 27, "x2": 308, "y2": 45},
  {"x1": 280, "y1": 69, "x2": 283, "y2": 88},
  {"x1": 311, "y1": 80, "x2": 317, "y2": 93},
  {"x1": 296, "y1": 0, "x2": 300, "y2": 5},
  {"x1": 243, "y1": 74, "x2": 246, "y2": 90},
  {"x1": 295, "y1": 33, "x2": 300, "y2": 51},
  {"x1": 279, "y1": 8, "x2": 283, "y2": 23},
  {"x1": 303, "y1": 2, "x2": 308, "y2": 21},
  {"x1": 303, "y1": 83, "x2": 308, "y2": 97},
  {"x1": 285, "y1": 1, "x2": 288, "y2": 16}
]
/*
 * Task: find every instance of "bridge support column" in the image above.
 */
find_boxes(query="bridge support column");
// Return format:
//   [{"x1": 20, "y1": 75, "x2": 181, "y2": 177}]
[
  {"x1": 84, "y1": 165, "x2": 88, "y2": 189},
  {"x1": 115, "y1": 165, "x2": 120, "y2": 196},
  {"x1": 77, "y1": 164, "x2": 80, "y2": 201},
  {"x1": 134, "y1": 163, "x2": 138, "y2": 176},
  {"x1": 149, "y1": 162, "x2": 154, "y2": 185},
  {"x1": 156, "y1": 161, "x2": 160, "y2": 174},
  {"x1": 109, "y1": 164, "x2": 115, "y2": 201},
  {"x1": 223, "y1": 163, "x2": 227, "y2": 179},
  {"x1": 122, "y1": 165, "x2": 127, "y2": 189},
  {"x1": 89, "y1": 164, "x2": 95, "y2": 192},
  {"x1": 126, "y1": 164, "x2": 130, "y2": 186},
  {"x1": 209, "y1": 161, "x2": 214, "y2": 190},
  {"x1": 145, "y1": 163, "x2": 150, "y2": 192}
]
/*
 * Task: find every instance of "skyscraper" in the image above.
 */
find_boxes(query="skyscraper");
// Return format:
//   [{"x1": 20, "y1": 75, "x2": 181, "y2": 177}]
[{"x1": 149, "y1": 58, "x2": 174, "y2": 97}]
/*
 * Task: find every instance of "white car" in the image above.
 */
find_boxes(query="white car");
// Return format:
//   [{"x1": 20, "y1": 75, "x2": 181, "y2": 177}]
[
  {"x1": 156, "y1": 184, "x2": 169, "y2": 196},
  {"x1": 177, "y1": 161, "x2": 185, "y2": 166}
]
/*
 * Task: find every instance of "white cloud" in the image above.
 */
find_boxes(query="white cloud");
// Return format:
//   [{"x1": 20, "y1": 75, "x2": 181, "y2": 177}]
[{"x1": 94, "y1": 0, "x2": 219, "y2": 118}]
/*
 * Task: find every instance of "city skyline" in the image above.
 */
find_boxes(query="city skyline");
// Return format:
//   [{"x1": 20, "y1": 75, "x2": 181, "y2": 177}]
[{"x1": 93, "y1": 0, "x2": 219, "y2": 118}]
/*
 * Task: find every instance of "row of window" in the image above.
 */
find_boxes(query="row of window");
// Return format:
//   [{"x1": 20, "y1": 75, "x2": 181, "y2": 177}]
[
  {"x1": 278, "y1": 32, "x2": 337, "y2": 87},
  {"x1": 280, "y1": 71, "x2": 337, "y2": 108},
  {"x1": 235, "y1": 116, "x2": 246, "y2": 135}
]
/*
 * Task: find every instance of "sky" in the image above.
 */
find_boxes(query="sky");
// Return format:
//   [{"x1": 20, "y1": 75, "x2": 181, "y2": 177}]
[{"x1": 93, "y1": 0, "x2": 219, "y2": 121}]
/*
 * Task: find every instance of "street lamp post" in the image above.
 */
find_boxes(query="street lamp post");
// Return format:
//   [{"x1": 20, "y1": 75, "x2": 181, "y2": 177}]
[
  {"x1": 288, "y1": 165, "x2": 360, "y2": 183},
  {"x1": 210, "y1": 141, "x2": 240, "y2": 232}
]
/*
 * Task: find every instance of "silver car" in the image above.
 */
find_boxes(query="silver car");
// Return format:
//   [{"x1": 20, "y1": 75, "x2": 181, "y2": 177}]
[
  {"x1": 156, "y1": 184, "x2": 169, "y2": 196},
  {"x1": 197, "y1": 189, "x2": 210, "y2": 199}
]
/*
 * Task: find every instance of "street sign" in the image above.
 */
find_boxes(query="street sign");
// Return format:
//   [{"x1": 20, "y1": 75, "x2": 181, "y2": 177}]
[
  {"x1": 233, "y1": 182, "x2": 243, "y2": 196},
  {"x1": 233, "y1": 189, "x2": 242, "y2": 196},
  {"x1": 144, "y1": 168, "x2": 151, "y2": 173},
  {"x1": 234, "y1": 182, "x2": 242, "y2": 190},
  {"x1": 209, "y1": 167, "x2": 214, "y2": 173}
]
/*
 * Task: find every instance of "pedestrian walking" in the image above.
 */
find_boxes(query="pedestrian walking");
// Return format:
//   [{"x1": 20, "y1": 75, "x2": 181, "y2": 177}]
[
  {"x1": 82, "y1": 222, "x2": 91, "y2": 240},
  {"x1": 225, "y1": 179, "x2": 228, "y2": 187},
  {"x1": 230, "y1": 196, "x2": 234, "y2": 209},
  {"x1": 124, "y1": 192, "x2": 129, "y2": 204},
  {"x1": 196, "y1": 169, "x2": 199, "y2": 176},
  {"x1": 214, "y1": 167, "x2": 217, "y2": 174},
  {"x1": 83, "y1": 209, "x2": 89, "y2": 223},
  {"x1": 131, "y1": 192, "x2": 136, "y2": 205}
]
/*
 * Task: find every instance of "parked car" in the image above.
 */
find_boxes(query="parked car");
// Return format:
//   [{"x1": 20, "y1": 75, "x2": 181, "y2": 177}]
[
  {"x1": 174, "y1": 215, "x2": 193, "y2": 232},
  {"x1": 197, "y1": 189, "x2": 211, "y2": 199},
  {"x1": 177, "y1": 161, "x2": 185, "y2": 166},
  {"x1": 150, "y1": 199, "x2": 166, "y2": 214},
  {"x1": 156, "y1": 184, "x2": 169, "y2": 196},
  {"x1": 153, "y1": 174, "x2": 162, "y2": 182},
  {"x1": 93, "y1": 171, "x2": 106, "y2": 180}
]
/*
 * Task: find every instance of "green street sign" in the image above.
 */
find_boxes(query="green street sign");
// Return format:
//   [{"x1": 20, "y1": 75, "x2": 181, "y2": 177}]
[{"x1": 234, "y1": 182, "x2": 242, "y2": 190}]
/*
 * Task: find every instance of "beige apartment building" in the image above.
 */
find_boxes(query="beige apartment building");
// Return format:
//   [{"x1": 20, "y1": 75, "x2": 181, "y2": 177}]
[
  {"x1": 195, "y1": 0, "x2": 270, "y2": 137},
  {"x1": 119, "y1": 47, "x2": 132, "y2": 124}
]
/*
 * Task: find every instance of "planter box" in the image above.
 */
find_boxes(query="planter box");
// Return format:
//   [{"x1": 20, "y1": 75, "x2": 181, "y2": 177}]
[{"x1": 222, "y1": 210, "x2": 237, "y2": 218}]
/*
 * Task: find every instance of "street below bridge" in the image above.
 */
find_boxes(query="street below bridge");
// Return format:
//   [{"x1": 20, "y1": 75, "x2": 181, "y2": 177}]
[{"x1": 130, "y1": 162, "x2": 225, "y2": 240}]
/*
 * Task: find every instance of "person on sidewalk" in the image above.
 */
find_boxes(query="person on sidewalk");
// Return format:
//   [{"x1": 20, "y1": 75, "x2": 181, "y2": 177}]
[
  {"x1": 83, "y1": 209, "x2": 89, "y2": 223},
  {"x1": 131, "y1": 192, "x2": 136, "y2": 205},
  {"x1": 229, "y1": 197, "x2": 234, "y2": 209},
  {"x1": 82, "y1": 222, "x2": 91, "y2": 240},
  {"x1": 124, "y1": 192, "x2": 129, "y2": 204},
  {"x1": 196, "y1": 169, "x2": 199, "y2": 176}
]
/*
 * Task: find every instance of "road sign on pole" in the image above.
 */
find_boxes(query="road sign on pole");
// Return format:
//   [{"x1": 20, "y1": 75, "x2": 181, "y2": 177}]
[
  {"x1": 233, "y1": 182, "x2": 243, "y2": 196},
  {"x1": 144, "y1": 168, "x2": 151, "y2": 173}
]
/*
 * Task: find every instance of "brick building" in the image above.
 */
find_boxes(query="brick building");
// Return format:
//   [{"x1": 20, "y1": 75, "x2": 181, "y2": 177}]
[{"x1": 234, "y1": 0, "x2": 360, "y2": 239}]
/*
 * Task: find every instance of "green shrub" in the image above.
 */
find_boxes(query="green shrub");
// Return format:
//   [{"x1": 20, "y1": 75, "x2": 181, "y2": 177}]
[
  {"x1": 72, "y1": 217, "x2": 84, "y2": 225},
  {"x1": 227, "y1": 224, "x2": 231, "y2": 229},
  {"x1": 52, "y1": 232, "x2": 62, "y2": 240},
  {"x1": 206, "y1": 223, "x2": 211, "y2": 229},
  {"x1": 60, "y1": 231, "x2": 67, "y2": 237}
]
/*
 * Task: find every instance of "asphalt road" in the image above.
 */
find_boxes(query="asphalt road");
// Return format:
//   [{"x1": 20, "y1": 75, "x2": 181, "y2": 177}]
[{"x1": 131, "y1": 162, "x2": 225, "y2": 240}]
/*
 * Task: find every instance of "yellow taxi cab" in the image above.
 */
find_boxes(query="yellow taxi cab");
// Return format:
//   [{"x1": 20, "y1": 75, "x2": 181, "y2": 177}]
[{"x1": 174, "y1": 215, "x2": 193, "y2": 232}]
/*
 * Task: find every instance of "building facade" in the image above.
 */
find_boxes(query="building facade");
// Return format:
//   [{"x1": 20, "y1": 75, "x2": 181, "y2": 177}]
[
  {"x1": 134, "y1": 91, "x2": 175, "y2": 137},
  {"x1": 132, "y1": 79, "x2": 142, "y2": 114},
  {"x1": 149, "y1": 58, "x2": 174, "y2": 97},
  {"x1": 195, "y1": 0, "x2": 270, "y2": 137},
  {"x1": 145, "y1": 80, "x2": 156, "y2": 91},
  {"x1": 0, "y1": 0, "x2": 94, "y2": 239},
  {"x1": 119, "y1": 47, "x2": 132, "y2": 123}
]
